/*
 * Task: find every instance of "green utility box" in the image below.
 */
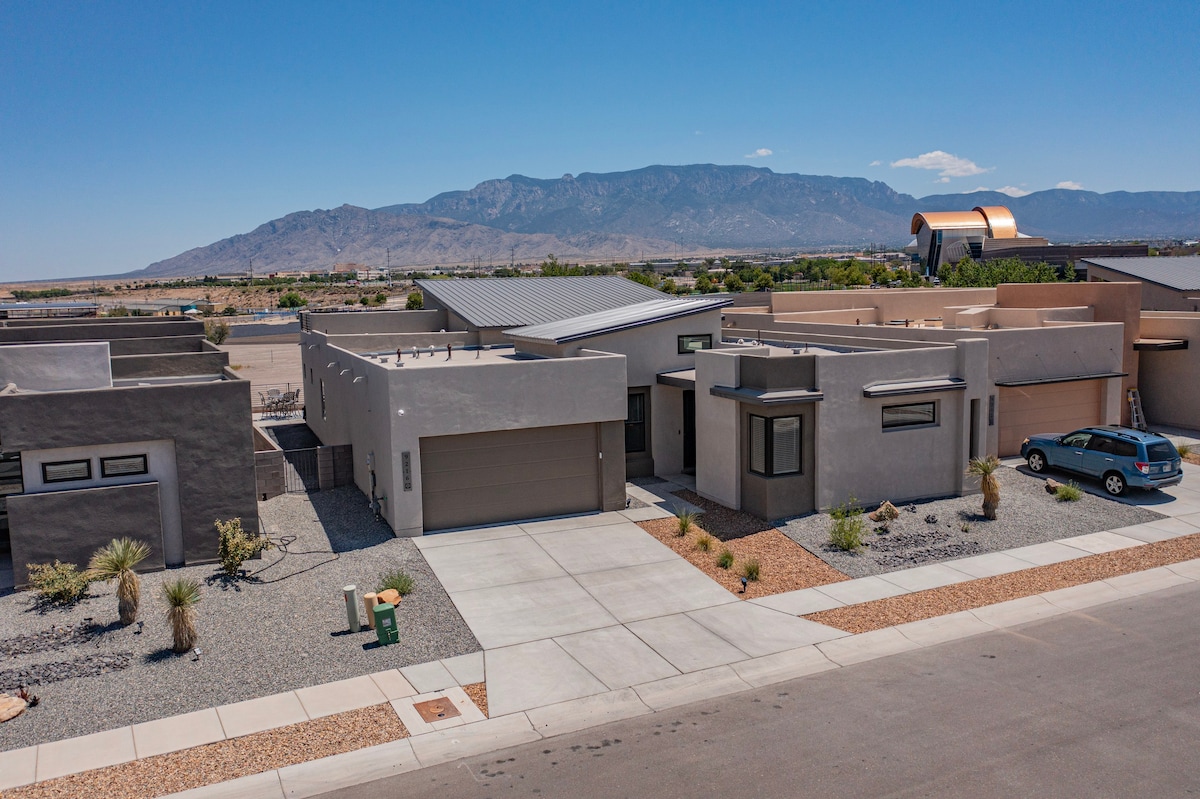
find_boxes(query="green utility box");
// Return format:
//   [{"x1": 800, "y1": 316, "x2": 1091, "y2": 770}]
[{"x1": 373, "y1": 602, "x2": 399, "y2": 646}]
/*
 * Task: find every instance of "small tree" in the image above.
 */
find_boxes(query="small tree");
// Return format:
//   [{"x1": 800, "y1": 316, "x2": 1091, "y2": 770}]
[
  {"x1": 88, "y1": 538, "x2": 151, "y2": 625},
  {"x1": 277, "y1": 291, "x2": 307, "y2": 308},
  {"x1": 405, "y1": 291, "x2": 423, "y2": 310},
  {"x1": 205, "y1": 319, "x2": 231, "y2": 344},
  {"x1": 162, "y1": 578, "x2": 201, "y2": 653},
  {"x1": 967, "y1": 455, "x2": 1002, "y2": 520},
  {"x1": 724, "y1": 273, "x2": 745, "y2": 293},
  {"x1": 215, "y1": 518, "x2": 273, "y2": 577}
]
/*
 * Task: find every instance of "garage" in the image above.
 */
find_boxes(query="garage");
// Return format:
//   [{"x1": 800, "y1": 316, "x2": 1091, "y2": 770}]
[
  {"x1": 420, "y1": 423, "x2": 601, "y2": 531},
  {"x1": 997, "y1": 379, "x2": 1102, "y2": 456}
]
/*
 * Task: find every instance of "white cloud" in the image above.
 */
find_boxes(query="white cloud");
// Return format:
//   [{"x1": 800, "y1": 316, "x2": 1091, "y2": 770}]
[
  {"x1": 1055, "y1": 180, "x2": 1084, "y2": 190},
  {"x1": 891, "y1": 150, "x2": 991, "y2": 177},
  {"x1": 996, "y1": 186, "x2": 1031, "y2": 197},
  {"x1": 744, "y1": 148, "x2": 773, "y2": 159},
  {"x1": 966, "y1": 186, "x2": 991, "y2": 193},
  {"x1": 694, "y1": 130, "x2": 703, "y2": 136},
  {"x1": 869, "y1": 160, "x2": 882, "y2": 167},
  {"x1": 935, "y1": 177, "x2": 951, "y2": 184}
]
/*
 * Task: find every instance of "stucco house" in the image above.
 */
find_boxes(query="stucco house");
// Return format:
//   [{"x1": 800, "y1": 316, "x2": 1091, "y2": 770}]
[{"x1": 0, "y1": 316, "x2": 259, "y2": 589}]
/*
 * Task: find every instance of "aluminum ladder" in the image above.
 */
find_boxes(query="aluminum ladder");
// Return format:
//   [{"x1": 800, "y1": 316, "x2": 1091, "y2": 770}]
[{"x1": 1127, "y1": 387, "x2": 1147, "y2": 431}]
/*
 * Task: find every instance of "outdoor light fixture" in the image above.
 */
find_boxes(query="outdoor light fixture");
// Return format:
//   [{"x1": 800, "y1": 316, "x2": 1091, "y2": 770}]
[
  {"x1": 327, "y1": 362, "x2": 338, "y2": 369},
  {"x1": 353, "y1": 376, "x2": 365, "y2": 383},
  {"x1": 340, "y1": 369, "x2": 351, "y2": 375},
  {"x1": 740, "y1": 577, "x2": 748, "y2": 593}
]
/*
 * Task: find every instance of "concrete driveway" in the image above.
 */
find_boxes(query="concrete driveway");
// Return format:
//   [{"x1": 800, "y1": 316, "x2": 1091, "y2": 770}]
[{"x1": 414, "y1": 510, "x2": 848, "y2": 717}]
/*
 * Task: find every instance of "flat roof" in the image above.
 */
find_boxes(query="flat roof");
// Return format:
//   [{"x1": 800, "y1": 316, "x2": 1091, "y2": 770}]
[
  {"x1": 1082, "y1": 256, "x2": 1200, "y2": 292},
  {"x1": 507, "y1": 298, "x2": 730, "y2": 344},
  {"x1": 416, "y1": 276, "x2": 668, "y2": 329}
]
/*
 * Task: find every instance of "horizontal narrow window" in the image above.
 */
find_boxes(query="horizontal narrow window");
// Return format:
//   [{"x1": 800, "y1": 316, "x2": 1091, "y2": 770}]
[
  {"x1": 678, "y1": 334, "x2": 712, "y2": 354},
  {"x1": 101, "y1": 455, "x2": 148, "y2": 478},
  {"x1": 882, "y1": 401, "x2": 937, "y2": 430},
  {"x1": 42, "y1": 459, "x2": 92, "y2": 483},
  {"x1": 749, "y1": 414, "x2": 801, "y2": 476}
]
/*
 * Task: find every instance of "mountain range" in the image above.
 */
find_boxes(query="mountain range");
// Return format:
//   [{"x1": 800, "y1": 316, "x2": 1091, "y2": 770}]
[{"x1": 132, "y1": 164, "x2": 1200, "y2": 278}]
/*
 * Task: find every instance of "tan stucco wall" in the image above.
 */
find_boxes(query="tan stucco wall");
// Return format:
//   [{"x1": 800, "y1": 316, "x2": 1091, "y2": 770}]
[
  {"x1": 766, "y1": 287, "x2": 997, "y2": 319},
  {"x1": 1138, "y1": 312, "x2": 1200, "y2": 429}
]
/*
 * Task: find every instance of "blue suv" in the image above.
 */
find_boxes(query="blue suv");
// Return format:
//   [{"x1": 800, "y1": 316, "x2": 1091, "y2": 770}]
[{"x1": 1021, "y1": 426, "x2": 1182, "y2": 496}]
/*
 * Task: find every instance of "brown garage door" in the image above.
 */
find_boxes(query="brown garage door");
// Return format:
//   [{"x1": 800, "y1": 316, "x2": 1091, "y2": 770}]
[
  {"x1": 998, "y1": 380, "x2": 1102, "y2": 456},
  {"x1": 420, "y1": 423, "x2": 600, "y2": 531}
]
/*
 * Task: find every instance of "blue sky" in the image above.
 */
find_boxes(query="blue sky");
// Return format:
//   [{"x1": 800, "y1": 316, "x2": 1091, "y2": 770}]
[{"x1": 2, "y1": 1, "x2": 1197, "y2": 281}]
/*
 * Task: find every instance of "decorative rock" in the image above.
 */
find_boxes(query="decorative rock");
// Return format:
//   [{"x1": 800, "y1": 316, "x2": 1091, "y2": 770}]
[
  {"x1": 377, "y1": 589, "x2": 401, "y2": 606},
  {"x1": 0, "y1": 693, "x2": 27, "y2": 723},
  {"x1": 869, "y1": 501, "x2": 900, "y2": 523},
  {"x1": 1045, "y1": 478, "x2": 1063, "y2": 494},
  {"x1": 924, "y1": 514, "x2": 938, "y2": 524}
]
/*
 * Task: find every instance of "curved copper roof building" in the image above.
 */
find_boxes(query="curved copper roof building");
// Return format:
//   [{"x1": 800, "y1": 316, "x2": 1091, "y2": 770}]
[{"x1": 910, "y1": 206, "x2": 1018, "y2": 239}]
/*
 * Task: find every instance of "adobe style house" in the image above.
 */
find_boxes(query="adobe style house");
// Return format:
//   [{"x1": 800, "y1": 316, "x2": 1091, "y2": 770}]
[
  {"x1": 301, "y1": 277, "x2": 1194, "y2": 536},
  {"x1": 0, "y1": 317, "x2": 259, "y2": 589}
]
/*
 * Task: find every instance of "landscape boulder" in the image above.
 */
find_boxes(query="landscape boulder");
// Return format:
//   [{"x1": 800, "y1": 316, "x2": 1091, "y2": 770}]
[{"x1": 869, "y1": 501, "x2": 900, "y2": 523}]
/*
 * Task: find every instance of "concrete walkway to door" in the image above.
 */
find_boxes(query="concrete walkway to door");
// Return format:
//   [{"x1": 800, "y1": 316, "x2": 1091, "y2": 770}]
[{"x1": 414, "y1": 510, "x2": 850, "y2": 718}]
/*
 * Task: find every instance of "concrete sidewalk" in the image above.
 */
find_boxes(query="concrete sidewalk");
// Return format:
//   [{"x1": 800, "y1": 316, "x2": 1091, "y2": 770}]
[{"x1": 4, "y1": 464, "x2": 1199, "y2": 796}]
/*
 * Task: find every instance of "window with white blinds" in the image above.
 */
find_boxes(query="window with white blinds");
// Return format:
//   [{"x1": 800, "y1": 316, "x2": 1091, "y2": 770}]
[{"x1": 749, "y1": 414, "x2": 801, "y2": 476}]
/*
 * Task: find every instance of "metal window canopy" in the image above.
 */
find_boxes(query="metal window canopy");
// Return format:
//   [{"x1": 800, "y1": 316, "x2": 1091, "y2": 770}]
[
  {"x1": 993, "y1": 371, "x2": 1127, "y2": 388},
  {"x1": 863, "y1": 378, "x2": 966, "y2": 398},
  {"x1": 710, "y1": 385, "x2": 823, "y2": 405},
  {"x1": 1133, "y1": 338, "x2": 1188, "y2": 351}
]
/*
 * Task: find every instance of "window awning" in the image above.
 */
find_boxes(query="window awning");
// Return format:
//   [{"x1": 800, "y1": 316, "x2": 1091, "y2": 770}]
[
  {"x1": 1134, "y1": 338, "x2": 1188, "y2": 351},
  {"x1": 994, "y1": 372, "x2": 1126, "y2": 387},
  {"x1": 710, "y1": 385, "x2": 823, "y2": 405},
  {"x1": 863, "y1": 378, "x2": 966, "y2": 398},
  {"x1": 657, "y1": 369, "x2": 696, "y2": 389}
]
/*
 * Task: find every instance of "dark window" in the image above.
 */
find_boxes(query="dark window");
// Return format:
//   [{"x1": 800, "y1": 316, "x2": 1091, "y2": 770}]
[
  {"x1": 320, "y1": 379, "x2": 327, "y2": 421},
  {"x1": 1147, "y1": 441, "x2": 1178, "y2": 462},
  {"x1": 882, "y1": 401, "x2": 937, "y2": 430},
  {"x1": 42, "y1": 459, "x2": 92, "y2": 483},
  {"x1": 625, "y1": 393, "x2": 647, "y2": 453},
  {"x1": 1111, "y1": 440, "x2": 1137, "y2": 458},
  {"x1": 678, "y1": 334, "x2": 712, "y2": 354},
  {"x1": 749, "y1": 414, "x2": 801, "y2": 476},
  {"x1": 1062, "y1": 432, "x2": 1091, "y2": 448},
  {"x1": 1086, "y1": 436, "x2": 1115, "y2": 454},
  {"x1": 101, "y1": 455, "x2": 148, "y2": 478}
]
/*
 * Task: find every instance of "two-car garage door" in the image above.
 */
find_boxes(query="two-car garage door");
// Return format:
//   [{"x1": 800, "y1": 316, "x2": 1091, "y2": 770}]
[
  {"x1": 420, "y1": 423, "x2": 601, "y2": 531},
  {"x1": 998, "y1": 380, "x2": 1102, "y2": 456}
]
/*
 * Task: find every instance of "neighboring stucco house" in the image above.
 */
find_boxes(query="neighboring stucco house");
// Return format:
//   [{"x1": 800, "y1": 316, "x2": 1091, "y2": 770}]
[
  {"x1": 0, "y1": 317, "x2": 259, "y2": 588},
  {"x1": 1084, "y1": 256, "x2": 1200, "y2": 312}
]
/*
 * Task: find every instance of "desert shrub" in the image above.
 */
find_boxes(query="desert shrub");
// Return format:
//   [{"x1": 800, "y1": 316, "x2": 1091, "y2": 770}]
[
  {"x1": 716, "y1": 549, "x2": 735, "y2": 569},
  {"x1": 215, "y1": 517, "x2": 273, "y2": 577},
  {"x1": 88, "y1": 537, "x2": 151, "y2": 625},
  {"x1": 1177, "y1": 443, "x2": 1192, "y2": 458},
  {"x1": 674, "y1": 508, "x2": 698, "y2": 537},
  {"x1": 694, "y1": 533, "x2": 714, "y2": 552},
  {"x1": 1054, "y1": 481, "x2": 1084, "y2": 502},
  {"x1": 829, "y1": 497, "x2": 866, "y2": 551},
  {"x1": 378, "y1": 569, "x2": 416, "y2": 596},
  {"x1": 741, "y1": 558, "x2": 761, "y2": 582},
  {"x1": 26, "y1": 561, "x2": 92, "y2": 604}
]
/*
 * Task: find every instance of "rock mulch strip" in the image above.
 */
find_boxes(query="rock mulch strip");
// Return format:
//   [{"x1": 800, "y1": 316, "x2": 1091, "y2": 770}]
[
  {"x1": 463, "y1": 681, "x2": 488, "y2": 718},
  {"x1": 775, "y1": 467, "x2": 1163, "y2": 579},
  {"x1": 668, "y1": 490, "x2": 778, "y2": 540},
  {"x1": 0, "y1": 652, "x2": 132, "y2": 691},
  {"x1": 638, "y1": 518, "x2": 848, "y2": 600},
  {"x1": 4, "y1": 703, "x2": 409, "y2": 799},
  {"x1": 806, "y1": 533, "x2": 1200, "y2": 634},
  {"x1": 0, "y1": 486, "x2": 479, "y2": 752}
]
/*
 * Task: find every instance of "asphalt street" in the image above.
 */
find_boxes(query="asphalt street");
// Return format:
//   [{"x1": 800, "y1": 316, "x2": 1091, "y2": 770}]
[{"x1": 318, "y1": 581, "x2": 1200, "y2": 799}]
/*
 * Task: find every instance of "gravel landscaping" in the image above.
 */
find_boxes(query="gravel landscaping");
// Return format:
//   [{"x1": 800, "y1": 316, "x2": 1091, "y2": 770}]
[
  {"x1": 774, "y1": 467, "x2": 1164, "y2": 579},
  {"x1": 0, "y1": 486, "x2": 479, "y2": 751}
]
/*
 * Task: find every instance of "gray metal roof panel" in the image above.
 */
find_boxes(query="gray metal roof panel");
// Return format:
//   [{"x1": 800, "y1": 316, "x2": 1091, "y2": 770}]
[
  {"x1": 506, "y1": 298, "x2": 731, "y2": 344},
  {"x1": 1082, "y1": 257, "x2": 1200, "y2": 292},
  {"x1": 415, "y1": 276, "x2": 668, "y2": 328}
]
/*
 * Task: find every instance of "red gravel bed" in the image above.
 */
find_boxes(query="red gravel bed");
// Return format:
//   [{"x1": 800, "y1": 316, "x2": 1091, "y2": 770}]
[{"x1": 806, "y1": 533, "x2": 1200, "y2": 633}]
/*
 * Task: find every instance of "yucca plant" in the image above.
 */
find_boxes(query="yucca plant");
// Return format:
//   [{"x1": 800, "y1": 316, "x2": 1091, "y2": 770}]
[
  {"x1": 966, "y1": 455, "x2": 1002, "y2": 520},
  {"x1": 162, "y1": 578, "x2": 201, "y2": 653},
  {"x1": 88, "y1": 538, "x2": 151, "y2": 625}
]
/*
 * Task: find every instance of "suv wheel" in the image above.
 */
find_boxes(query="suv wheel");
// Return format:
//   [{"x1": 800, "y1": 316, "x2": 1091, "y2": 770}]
[
  {"x1": 1103, "y1": 472, "x2": 1127, "y2": 497},
  {"x1": 1027, "y1": 451, "x2": 1046, "y2": 473}
]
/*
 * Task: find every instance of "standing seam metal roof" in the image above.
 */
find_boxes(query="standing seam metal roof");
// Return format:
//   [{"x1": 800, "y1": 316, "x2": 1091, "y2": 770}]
[
  {"x1": 1082, "y1": 257, "x2": 1200, "y2": 292},
  {"x1": 414, "y1": 276, "x2": 668, "y2": 328},
  {"x1": 506, "y1": 298, "x2": 732, "y2": 344}
]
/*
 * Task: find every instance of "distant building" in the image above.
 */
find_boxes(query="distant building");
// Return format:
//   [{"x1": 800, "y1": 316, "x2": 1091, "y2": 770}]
[
  {"x1": 0, "y1": 302, "x2": 98, "y2": 320},
  {"x1": 909, "y1": 206, "x2": 1048, "y2": 273},
  {"x1": 1084, "y1": 256, "x2": 1200, "y2": 311},
  {"x1": 907, "y1": 205, "x2": 1151, "y2": 275}
]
